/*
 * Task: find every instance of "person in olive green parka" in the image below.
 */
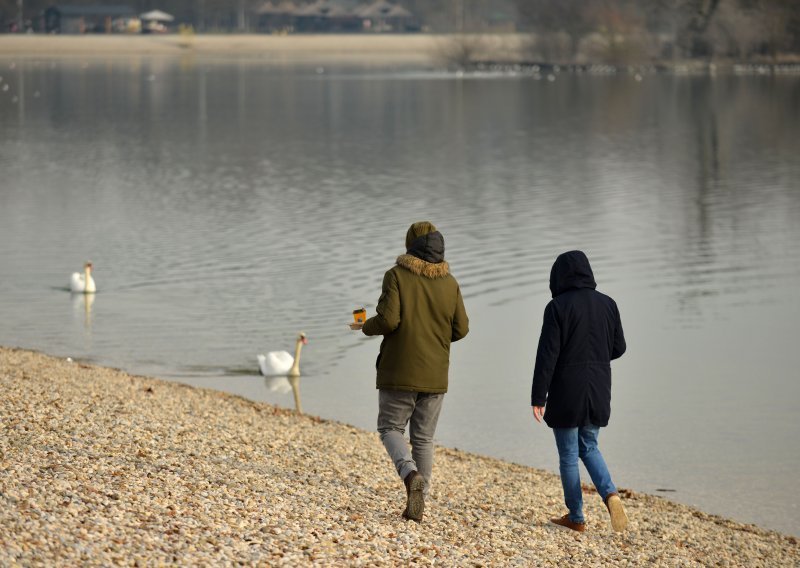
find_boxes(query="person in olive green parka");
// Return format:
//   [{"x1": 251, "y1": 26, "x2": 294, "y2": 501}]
[{"x1": 351, "y1": 221, "x2": 468, "y2": 522}]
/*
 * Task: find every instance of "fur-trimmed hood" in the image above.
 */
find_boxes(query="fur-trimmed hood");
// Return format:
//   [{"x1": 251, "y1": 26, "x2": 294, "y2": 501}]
[{"x1": 396, "y1": 254, "x2": 450, "y2": 279}]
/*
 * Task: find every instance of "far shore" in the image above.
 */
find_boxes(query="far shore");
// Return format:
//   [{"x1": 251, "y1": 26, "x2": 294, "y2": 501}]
[
  {"x1": 0, "y1": 33, "x2": 521, "y2": 65},
  {"x1": 2, "y1": 34, "x2": 799, "y2": 72},
  {"x1": 1, "y1": 346, "x2": 798, "y2": 565}
]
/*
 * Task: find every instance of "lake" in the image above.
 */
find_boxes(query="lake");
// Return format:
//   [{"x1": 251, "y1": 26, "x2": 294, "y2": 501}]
[{"x1": 1, "y1": 57, "x2": 798, "y2": 536}]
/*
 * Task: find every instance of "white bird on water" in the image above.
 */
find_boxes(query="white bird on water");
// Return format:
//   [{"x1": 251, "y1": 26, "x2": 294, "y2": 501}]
[
  {"x1": 258, "y1": 332, "x2": 309, "y2": 414},
  {"x1": 257, "y1": 332, "x2": 308, "y2": 377},
  {"x1": 70, "y1": 261, "x2": 96, "y2": 294}
]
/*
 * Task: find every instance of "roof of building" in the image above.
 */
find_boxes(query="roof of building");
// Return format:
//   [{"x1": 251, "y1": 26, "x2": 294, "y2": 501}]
[
  {"x1": 47, "y1": 5, "x2": 137, "y2": 17},
  {"x1": 357, "y1": 1, "x2": 411, "y2": 18},
  {"x1": 256, "y1": 0, "x2": 412, "y2": 19},
  {"x1": 140, "y1": 9, "x2": 174, "y2": 21},
  {"x1": 255, "y1": 1, "x2": 301, "y2": 15},
  {"x1": 296, "y1": 1, "x2": 357, "y2": 18}
]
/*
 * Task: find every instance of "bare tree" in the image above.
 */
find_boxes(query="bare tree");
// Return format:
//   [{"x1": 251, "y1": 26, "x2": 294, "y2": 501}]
[
  {"x1": 515, "y1": 0, "x2": 596, "y2": 58},
  {"x1": 676, "y1": 0, "x2": 722, "y2": 57},
  {"x1": 755, "y1": 0, "x2": 795, "y2": 60}
]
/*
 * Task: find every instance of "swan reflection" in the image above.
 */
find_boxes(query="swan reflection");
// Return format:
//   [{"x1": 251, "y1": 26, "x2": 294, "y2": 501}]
[
  {"x1": 71, "y1": 291, "x2": 95, "y2": 329},
  {"x1": 262, "y1": 374, "x2": 303, "y2": 414},
  {"x1": 263, "y1": 374, "x2": 292, "y2": 394}
]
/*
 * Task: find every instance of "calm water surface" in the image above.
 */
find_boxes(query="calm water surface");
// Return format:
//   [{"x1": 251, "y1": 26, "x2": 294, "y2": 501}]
[{"x1": 1, "y1": 58, "x2": 799, "y2": 535}]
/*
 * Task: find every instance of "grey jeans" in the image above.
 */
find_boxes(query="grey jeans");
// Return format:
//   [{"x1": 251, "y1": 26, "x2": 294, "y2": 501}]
[{"x1": 377, "y1": 389, "x2": 444, "y2": 496}]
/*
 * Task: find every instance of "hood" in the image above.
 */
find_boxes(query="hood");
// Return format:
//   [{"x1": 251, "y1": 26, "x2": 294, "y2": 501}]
[
  {"x1": 404, "y1": 221, "x2": 445, "y2": 265},
  {"x1": 396, "y1": 254, "x2": 450, "y2": 279},
  {"x1": 406, "y1": 230, "x2": 445, "y2": 264},
  {"x1": 405, "y1": 221, "x2": 438, "y2": 249},
  {"x1": 549, "y1": 250, "x2": 596, "y2": 297},
  {"x1": 397, "y1": 221, "x2": 449, "y2": 279}
]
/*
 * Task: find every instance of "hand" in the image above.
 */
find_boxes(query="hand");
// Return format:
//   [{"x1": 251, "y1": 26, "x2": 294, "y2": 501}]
[
  {"x1": 349, "y1": 322, "x2": 364, "y2": 331},
  {"x1": 532, "y1": 406, "x2": 545, "y2": 423}
]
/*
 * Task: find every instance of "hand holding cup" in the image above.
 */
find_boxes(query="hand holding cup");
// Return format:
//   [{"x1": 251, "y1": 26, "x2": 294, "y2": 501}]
[{"x1": 350, "y1": 308, "x2": 366, "y2": 331}]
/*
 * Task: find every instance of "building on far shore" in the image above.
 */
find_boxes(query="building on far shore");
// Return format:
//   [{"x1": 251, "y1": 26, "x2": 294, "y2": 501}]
[
  {"x1": 140, "y1": 10, "x2": 174, "y2": 34},
  {"x1": 44, "y1": 5, "x2": 137, "y2": 34},
  {"x1": 255, "y1": 0, "x2": 417, "y2": 34}
]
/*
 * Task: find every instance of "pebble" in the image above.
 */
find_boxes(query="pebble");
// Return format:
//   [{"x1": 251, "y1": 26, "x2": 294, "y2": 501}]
[{"x1": 1, "y1": 347, "x2": 797, "y2": 566}]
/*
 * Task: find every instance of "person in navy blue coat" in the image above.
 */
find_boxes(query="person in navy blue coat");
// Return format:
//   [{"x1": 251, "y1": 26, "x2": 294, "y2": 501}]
[{"x1": 531, "y1": 250, "x2": 629, "y2": 533}]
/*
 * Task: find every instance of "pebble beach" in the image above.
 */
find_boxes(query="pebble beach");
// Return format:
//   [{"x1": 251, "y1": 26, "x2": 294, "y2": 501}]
[{"x1": 1, "y1": 346, "x2": 797, "y2": 566}]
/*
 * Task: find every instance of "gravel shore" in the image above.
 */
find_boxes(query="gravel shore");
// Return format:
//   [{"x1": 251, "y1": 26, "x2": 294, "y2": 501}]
[
  {"x1": 1, "y1": 346, "x2": 797, "y2": 566},
  {"x1": 0, "y1": 34, "x2": 527, "y2": 64}
]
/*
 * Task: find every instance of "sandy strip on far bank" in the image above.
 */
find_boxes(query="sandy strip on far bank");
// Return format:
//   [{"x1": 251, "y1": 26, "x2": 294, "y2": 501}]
[
  {"x1": 0, "y1": 346, "x2": 797, "y2": 566},
  {"x1": 0, "y1": 33, "x2": 531, "y2": 65}
]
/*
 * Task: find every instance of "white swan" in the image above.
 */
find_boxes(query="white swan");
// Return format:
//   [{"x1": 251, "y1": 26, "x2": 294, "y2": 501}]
[
  {"x1": 257, "y1": 332, "x2": 308, "y2": 377},
  {"x1": 70, "y1": 261, "x2": 96, "y2": 294}
]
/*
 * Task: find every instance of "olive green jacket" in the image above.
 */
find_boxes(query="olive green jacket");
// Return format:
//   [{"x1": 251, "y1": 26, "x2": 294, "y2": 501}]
[{"x1": 362, "y1": 254, "x2": 469, "y2": 393}]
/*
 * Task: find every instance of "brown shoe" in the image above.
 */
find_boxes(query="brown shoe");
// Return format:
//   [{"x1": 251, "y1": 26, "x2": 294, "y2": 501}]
[
  {"x1": 550, "y1": 514, "x2": 586, "y2": 532},
  {"x1": 605, "y1": 493, "x2": 628, "y2": 532},
  {"x1": 402, "y1": 471, "x2": 425, "y2": 522}
]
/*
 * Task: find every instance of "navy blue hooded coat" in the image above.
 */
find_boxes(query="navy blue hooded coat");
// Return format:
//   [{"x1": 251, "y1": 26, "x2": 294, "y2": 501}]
[{"x1": 530, "y1": 251, "x2": 626, "y2": 428}]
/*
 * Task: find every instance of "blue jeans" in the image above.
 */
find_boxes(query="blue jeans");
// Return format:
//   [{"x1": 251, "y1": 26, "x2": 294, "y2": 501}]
[{"x1": 553, "y1": 425, "x2": 617, "y2": 524}]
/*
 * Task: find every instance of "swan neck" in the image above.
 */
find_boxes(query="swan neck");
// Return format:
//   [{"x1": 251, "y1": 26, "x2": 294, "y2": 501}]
[
  {"x1": 289, "y1": 339, "x2": 303, "y2": 375},
  {"x1": 83, "y1": 265, "x2": 95, "y2": 293}
]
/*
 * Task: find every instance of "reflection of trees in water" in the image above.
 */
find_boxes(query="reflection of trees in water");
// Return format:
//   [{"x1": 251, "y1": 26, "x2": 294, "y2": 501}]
[
  {"x1": 674, "y1": 78, "x2": 720, "y2": 322},
  {"x1": 691, "y1": 77, "x2": 719, "y2": 254},
  {"x1": 667, "y1": 77, "x2": 727, "y2": 321},
  {"x1": 670, "y1": 75, "x2": 800, "y2": 322}
]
